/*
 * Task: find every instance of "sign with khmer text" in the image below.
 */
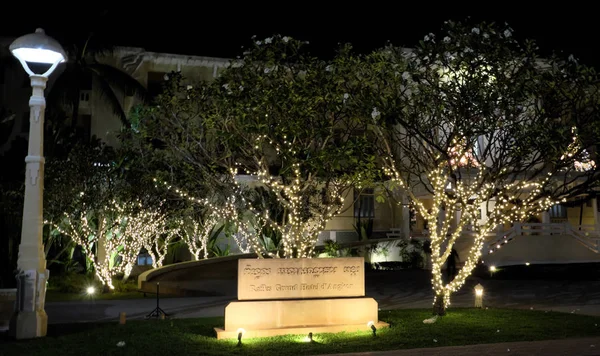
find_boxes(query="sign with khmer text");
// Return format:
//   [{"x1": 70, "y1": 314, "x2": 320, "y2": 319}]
[{"x1": 238, "y1": 257, "x2": 365, "y2": 300}]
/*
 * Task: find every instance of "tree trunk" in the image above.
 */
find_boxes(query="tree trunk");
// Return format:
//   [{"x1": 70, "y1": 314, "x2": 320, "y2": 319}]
[{"x1": 432, "y1": 294, "x2": 447, "y2": 316}]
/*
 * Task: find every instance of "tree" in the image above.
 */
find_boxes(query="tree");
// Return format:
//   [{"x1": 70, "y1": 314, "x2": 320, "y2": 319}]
[
  {"x1": 50, "y1": 198, "x2": 174, "y2": 288},
  {"x1": 218, "y1": 36, "x2": 385, "y2": 258},
  {"x1": 366, "y1": 21, "x2": 600, "y2": 315},
  {"x1": 47, "y1": 33, "x2": 147, "y2": 130},
  {"x1": 137, "y1": 36, "x2": 380, "y2": 258},
  {"x1": 44, "y1": 136, "x2": 177, "y2": 289}
]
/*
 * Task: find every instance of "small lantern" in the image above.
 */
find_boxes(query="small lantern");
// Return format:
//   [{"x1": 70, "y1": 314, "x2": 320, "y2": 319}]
[{"x1": 474, "y1": 283, "x2": 484, "y2": 308}]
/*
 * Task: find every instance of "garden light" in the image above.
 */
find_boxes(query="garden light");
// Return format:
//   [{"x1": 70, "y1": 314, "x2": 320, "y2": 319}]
[
  {"x1": 368, "y1": 321, "x2": 376, "y2": 336},
  {"x1": 304, "y1": 332, "x2": 313, "y2": 342},
  {"x1": 86, "y1": 286, "x2": 95, "y2": 295},
  {"x1": 237, "y1": 328, "x2": 245, "y2": 346},
  {"x1": 474, "y1": 283, "x2": 484, "y2": 308}
]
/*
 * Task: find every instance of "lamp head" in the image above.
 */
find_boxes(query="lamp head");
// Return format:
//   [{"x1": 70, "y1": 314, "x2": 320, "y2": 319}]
[{"x1": 10, "y1": 28, "x2": 66, "y2": 77}]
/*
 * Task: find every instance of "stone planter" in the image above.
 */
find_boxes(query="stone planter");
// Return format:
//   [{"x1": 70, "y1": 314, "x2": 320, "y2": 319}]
[{"x1": 0, "y1": 288, "x2": 17, "y2": 331}]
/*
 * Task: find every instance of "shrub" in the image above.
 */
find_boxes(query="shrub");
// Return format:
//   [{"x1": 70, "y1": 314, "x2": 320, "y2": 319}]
[
  {"x1": 48, "y1": 272, "x2": 98, "y2": 293},
  {"x1": 111, "y1": 278, "x2": 139, "y2": 293}
]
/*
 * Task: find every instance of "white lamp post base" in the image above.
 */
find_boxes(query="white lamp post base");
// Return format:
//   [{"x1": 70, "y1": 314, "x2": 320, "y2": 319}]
[{"x1": 10, "y1": 306, "x2": 48, "y2": 339}]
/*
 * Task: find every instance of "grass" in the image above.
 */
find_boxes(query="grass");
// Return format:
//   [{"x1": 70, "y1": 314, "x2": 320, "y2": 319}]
[{"x1": 2, "y1": 308, "x2": 600, "y2": 355}]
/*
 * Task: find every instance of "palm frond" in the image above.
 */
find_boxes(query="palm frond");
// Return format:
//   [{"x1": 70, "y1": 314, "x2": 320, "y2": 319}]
[
  {"x1": 93, "y1": 75, "x2": 129, "y2": 127},
  {"x1": 46, "y1": 65, "x2": 85, "y2": 120},
  {"x1": 90, "y1": 63, "x2": 148, "y2": 102}
]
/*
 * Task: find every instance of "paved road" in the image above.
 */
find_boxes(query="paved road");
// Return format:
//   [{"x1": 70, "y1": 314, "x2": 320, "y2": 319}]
[{"x1": 44, "y1": 269, "x2": 600, "y2": 324}]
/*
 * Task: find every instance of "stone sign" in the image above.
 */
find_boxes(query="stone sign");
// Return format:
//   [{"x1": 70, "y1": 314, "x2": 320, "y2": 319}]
[{"x1": 238, "y1": 257, "x2": 364, "y2": 300}]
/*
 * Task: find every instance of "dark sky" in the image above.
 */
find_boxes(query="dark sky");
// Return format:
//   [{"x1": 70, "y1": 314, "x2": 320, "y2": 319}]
[{"x1": 1, "y1": 6, "x2": 599, "y2": 67}]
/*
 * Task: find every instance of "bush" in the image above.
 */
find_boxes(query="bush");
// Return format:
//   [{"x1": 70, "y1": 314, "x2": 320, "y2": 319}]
[
  {"x1": 111, "y1": 278, "x2": 139, "y2": 293},
  {"x1": 48, "y1": 272, "x2": 98, "y2": 293}
]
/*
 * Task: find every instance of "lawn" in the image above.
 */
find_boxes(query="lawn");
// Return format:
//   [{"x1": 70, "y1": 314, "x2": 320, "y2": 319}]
[{"x1": 2, "y1": 308, "x2": 600, "y2": 355}]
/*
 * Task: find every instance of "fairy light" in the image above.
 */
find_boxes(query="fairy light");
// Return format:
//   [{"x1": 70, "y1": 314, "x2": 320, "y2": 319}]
[
  {"x1": 225, "y1": 130, "x2": 352, "y2": 259},
  {"x1": 379, "y1": 138, "x2": 566, "y2": 313},
  {"x1": 155, "y1": 178, "x2": 248, "y2": 258},
  {"x1": 561, "y1": 127, "x2": 596, "y2": 172},
  {"x1": 48, "y1": 198, "x2": 172, "y2": 290}
]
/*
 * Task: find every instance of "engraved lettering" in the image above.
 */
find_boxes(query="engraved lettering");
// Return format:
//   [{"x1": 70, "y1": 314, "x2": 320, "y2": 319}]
[
  {"x1": 238, "y1": 258, "x2": 364, "y2": 300},
  {"x1": 243, "y1": 267, "x2": 271, "y2": 276},
  {"x1": 276, "y1": 284, "x2": 298, "y2": 291},
  {"x1": 249, "y1": 284, "x2": 272, "y2": 292}
]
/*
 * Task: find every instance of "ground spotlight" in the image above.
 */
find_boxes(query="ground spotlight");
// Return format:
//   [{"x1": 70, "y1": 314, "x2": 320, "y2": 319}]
[
  {"x1": 86, "y1": 286, "x2": 95, "y2": 295},
  {"x1": 237, "y1": 328, "x2": 245, "y2": 346},
  {"x1": 368, "y1": 321, "x2": 376, "y2": 336},
  {"x1": 304, "y1": 332, "x2": 313, "y2": 342}
]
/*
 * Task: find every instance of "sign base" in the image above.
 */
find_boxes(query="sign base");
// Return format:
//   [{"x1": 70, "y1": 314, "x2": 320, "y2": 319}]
[
  {"x1": 214, "y1": 297, "x2": 389, "y2": 339},
  {"x1": 214, "y1": 321, "x2": 389, "y2": 340}
]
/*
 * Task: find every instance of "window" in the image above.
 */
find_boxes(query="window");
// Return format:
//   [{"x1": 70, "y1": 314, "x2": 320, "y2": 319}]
[
  {"x1": 354, "y1": 188, "x2": 375, "y2": 219},
  {"x1": 549, "y1": 204, "x2": 567, "y2": 219},
  {"x1": 147, "y1": 72, "x2": 167, "y2": 98},
  {"x1": 80, "y1": 91, "x2": 90, "y2": 103},
  {"x1": 137, "y1": 253, "x2": 153, "y2": 266},
  {"x1": 137, "y1": 249, "x2": 153, "y2": 266}
]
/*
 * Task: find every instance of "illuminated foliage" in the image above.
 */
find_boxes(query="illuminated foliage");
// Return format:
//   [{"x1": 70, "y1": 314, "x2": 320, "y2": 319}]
[
  {"x1": 136, "y1": 37, "x2": 380, "y2": 258},
  {"x1": 49, "y1": 199, "x2": 173, "y2": 289},
  {"x1": 364, "y1": 20, "x2": 600, "y2": 315},
  {"x1": 213, "y1": 36, "x2": 380, "y2": 258}
]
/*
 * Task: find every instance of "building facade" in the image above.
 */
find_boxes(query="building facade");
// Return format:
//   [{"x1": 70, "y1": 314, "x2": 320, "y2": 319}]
[{"x1": 2, "y1": 41, "x2": 598, "y2": 268}]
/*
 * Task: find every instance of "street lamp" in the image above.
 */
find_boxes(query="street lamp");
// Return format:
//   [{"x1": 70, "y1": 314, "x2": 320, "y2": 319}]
[{"x1": 8, "y1": 28, "x2": 66, "y2": 339}]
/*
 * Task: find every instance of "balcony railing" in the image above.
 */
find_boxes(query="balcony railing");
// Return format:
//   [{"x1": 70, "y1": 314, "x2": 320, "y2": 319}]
[{"x1": 486, "y1": 222, "x2": 600, "y2": 254}]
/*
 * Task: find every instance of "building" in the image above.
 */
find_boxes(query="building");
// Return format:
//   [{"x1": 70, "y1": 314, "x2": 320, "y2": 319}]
[{"x1": 2, "y1": 40, "x2": 598, "y2": 269}]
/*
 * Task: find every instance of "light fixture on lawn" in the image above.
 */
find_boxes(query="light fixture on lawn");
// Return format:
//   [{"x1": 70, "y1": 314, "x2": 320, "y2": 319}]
[
  {"x1": 237, "y1": 328, "x2": 245, "y2": 346},
  {"x1": 304, "y1": 332, "x2": 313, "y2": 342},
  {"x1": 367, "y1": 321, "x2": 376, "y2": 336},
  {"x1": 86, "y1": 286, "x2": 95, "y2": 295},
  {"x1": 474, "y1": 283, "x2": 484, "y2": 308}
]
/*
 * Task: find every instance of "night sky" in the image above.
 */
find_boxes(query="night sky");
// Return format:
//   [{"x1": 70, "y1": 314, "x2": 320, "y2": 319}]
[{"x1": 1, "y1": 6, "x2": 599, "y2": 66}]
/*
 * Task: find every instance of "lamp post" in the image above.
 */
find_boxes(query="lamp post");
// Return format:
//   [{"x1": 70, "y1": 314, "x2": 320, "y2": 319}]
[{"x1": 8, "y1": 28, "x2": 66, "y2": 339}]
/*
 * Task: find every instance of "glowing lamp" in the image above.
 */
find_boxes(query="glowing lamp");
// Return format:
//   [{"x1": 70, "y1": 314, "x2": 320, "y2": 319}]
[
  {"x1": 367, "y1": 321, "x2": 377, "y2": 336},
  {"x1": 10, "y1": 28, "x2": 66, "y2": 76},
  {"x1": 304, "y1": 332, "x2": 313, "y2": 342},
  {"x1": 86, "y1": 286, "x2": 95, "y2": 295},
  {"x1": 237, "y1": 328, "x2": 245, "y2": 346},
  {"x1": 474, "y1": 283, "x2": 484, "y2": 308}
]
